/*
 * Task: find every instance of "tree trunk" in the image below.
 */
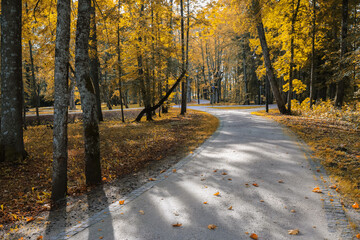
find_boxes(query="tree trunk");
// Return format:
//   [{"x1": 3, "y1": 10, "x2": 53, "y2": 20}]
[
  {"x1": 0, "y1": 0, "x2": 25, "y2": 162},
  {"x1": 28, "y1": 40, "x2": 41, "y2": 125},
  {"x1": 75, "y1": 0, "x2": 101, "y2": 186},
  {"x1": 310, "y1": 0, "x2": 316, "y2": 108},
  {"x1": 89, "y1": 2, "x2": 103, "y2": 121},
  {"x1": 52, "y1": 0, "x2": 71, "y2": 202},
  {"x1": 251, "y1": 0, "x2": 287, "y2": 114},
  {"x1": 334, "y1": 0, "x2": 349, "y2": 108}
]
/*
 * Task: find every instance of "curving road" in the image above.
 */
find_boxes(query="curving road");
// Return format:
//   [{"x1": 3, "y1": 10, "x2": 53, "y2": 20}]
[{"x1": 59, "y1": 105, "x2": 353, "y2": 240}]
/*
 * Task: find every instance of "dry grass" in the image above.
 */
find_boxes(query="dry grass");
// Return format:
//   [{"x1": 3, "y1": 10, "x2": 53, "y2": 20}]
[
  {"x1": 253, "y1": 109, "x2": 360, "y2": 204},
  {"x1": 0, "y1": 109, "x2": 219, "y2": 224}
]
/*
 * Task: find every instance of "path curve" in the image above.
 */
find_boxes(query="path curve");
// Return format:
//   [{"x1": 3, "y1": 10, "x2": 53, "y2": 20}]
[{"x1": 59, "y1": 105, "x2": 353, "y2": 240}]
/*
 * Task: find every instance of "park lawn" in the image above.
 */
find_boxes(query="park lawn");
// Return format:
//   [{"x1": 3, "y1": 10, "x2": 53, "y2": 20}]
[
  {"x1": 253, "y1": 109, "x2": 360, "y2": 205},
  {"x1": 0, "y1": 109, "x2": 219, "y2": 225}
]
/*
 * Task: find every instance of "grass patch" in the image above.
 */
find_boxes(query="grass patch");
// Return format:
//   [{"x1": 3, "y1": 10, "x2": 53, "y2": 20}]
[
  {"x1": 0, "y1": 109, "x2": 219, "y2": 224},
  {"x1": 253, "y1": 109, "x2": 360, "y2": 204}
]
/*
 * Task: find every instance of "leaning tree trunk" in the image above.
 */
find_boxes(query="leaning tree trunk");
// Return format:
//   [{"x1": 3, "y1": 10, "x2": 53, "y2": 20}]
[
  {"x1": 251, "y1": 0, "x2": 287, "y2": 114},
  {"x1": 0, "y1": 0, "x2": 25, "y2": 162},
  {"x1": 334, "y1": 0, "x2": 349, "y2": 108},
  {"x1": 89, "y1": 2, "x2": 103, "y2": 121},
  {"x1": 52, "y1": 0, "x2": 71, "y2": 202},
  {"x1": 75, "y1": 0, "x2": 101, "y2": 186}
]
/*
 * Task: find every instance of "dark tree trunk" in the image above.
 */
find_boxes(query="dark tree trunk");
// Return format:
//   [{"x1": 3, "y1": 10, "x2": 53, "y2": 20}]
[
  {"x1": 75, "y1": 0, "x2": 101, "y2": 186},
  {"x1": 52, "y1": 0, "x2": 71, "y2": 202},
  {"x1": 180, "y1": 0, "x2": 187, "y2": 115},
  {"x1": 310, "y1": 0, "x2": 316, "y2": 108},
  {"x1": 89, "y1": 2, "x2": 103, "y2": 121},
  {"x1": 252, "y1": 0, "x2": 288, "y2": 114},
  {"x1": 117, "y1": 0, "x2": 125, "y2": 123},
  {"x1": 334, "y1": 0, "x2": 349, "y2": 108},
  {"x1": 28, "y1": 40, "x2": 40, "y2": 125},
  {"x1": 0, "y1": 0, "x2": 25, "y2": 162}
]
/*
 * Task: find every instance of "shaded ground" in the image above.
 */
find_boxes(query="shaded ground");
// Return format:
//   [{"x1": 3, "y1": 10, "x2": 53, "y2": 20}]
[{"x1": 0, "y1": 108, "x2": 218, "y2": 237}]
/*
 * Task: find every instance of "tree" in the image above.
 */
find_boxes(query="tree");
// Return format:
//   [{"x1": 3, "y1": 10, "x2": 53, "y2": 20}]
[
  {"x1": 250, "y1": 0, "x2": 288, "y2": 114},
  {"x1": 52, "y1": 0, "x2": 71, "y2": 202},
  {"x1": 75, "y1": 0, "x2": 102, "y2": 186},
  {"x1": 0, "y1": 0, "x2": 26, "y2": 162}
]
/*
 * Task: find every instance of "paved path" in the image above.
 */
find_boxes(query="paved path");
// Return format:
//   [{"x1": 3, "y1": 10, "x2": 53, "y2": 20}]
[{"x1": 62, "y1": 105, "x2": 353, "y2": 240}]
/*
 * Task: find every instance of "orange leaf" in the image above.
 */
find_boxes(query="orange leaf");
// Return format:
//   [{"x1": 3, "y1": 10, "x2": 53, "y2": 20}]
[
  {"x1": 252, "y1": 183, "x2": 259, "y2": 187},
  {"x1": 222, "y1": 172, "x2": 227, "y2": 175},
  {"x1": 119, "y1": 200, "x2": 125, "y2": 205},
  {"x1": 245, "y1": 232, "x2": 249, "y2": 235},
  {"x1": 213, "y1": 192, "x2": 220, "y2": 196},
  {"x1": 149, "y1": 178, "x2": 156, "y2": 181},
  {"x1": 278, "y1": 180, "x2": 284, "y2": 183},
  {"x1": 356, "y1": 233, "x2": 360, "y2": 239},
  {"x1": 208, "y1": 224, "x2": 217, "y2": 230},
  {"x1": 288, "y1": 229, "x2": 299, "y2": 235},
  {"x1": 37, "y1": 236, "x2": 43, "y2": 240},
  {"x1": 102, "y1": 177, "x2": 107, "y2": 181},
  {"x1": 172, "y1": 169, "x2": 177, "y2": 173},
  {"x1": 99, "y1": 237, "x2": 103, "y2": 239},
  {"x1": 329, "y1": 185, "x2": 337, "y2": 189},
  {"x1": 352, "y1": 202, "x2": 359, "y2": 209},
  {"x1": 312, "y1": 187, "x2": 322, "y2": 193},
  {"x1": 213, "y1": 169, "x2": 218, "y2": 172},
  {"x1": 228, "y1": 206, "x2": 233, "y2": 210},
  {"x1": 26, "y1": 217, "x2": 35, "y2": 222},
  {"x1": 160, "y1": 170, "x2": 165, "y2": 173},
  {"x1": 228, "y1": 178, "x2": 232, "y2": 181},
  {"x1": 250, "y1": 233, "x2": 258, "y2": 239},
  {"x1": 330, "y1": 199, "x2": 334, "y2": 202},
  {"x1": 172, "y1": 223, "x2": 182, "y2": 227},
  {"x1": 203, "y1": 202, "x2": 208, "y2": 204}
]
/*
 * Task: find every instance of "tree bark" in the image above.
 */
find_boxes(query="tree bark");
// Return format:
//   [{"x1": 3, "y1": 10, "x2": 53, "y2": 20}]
[
  {"x1": 251, "y1": 0, "x2": 287, "y2": 114},
  {"x1": 310, "y1": 0, "x2": 316, "y2": 108},
  {"x1": 334, "y1": 0, "x2": 349, "y2": 108},
  {"x1": 89, "y1": 1, "x2": 103, "y2": 121},
  {"x1": 75, "y1": 0, "x2": 101, "y2": 186},
  {"x1": 181, "y1": 0, "x2": 190, "y2": 114},
  {"x1": 52, "y1": 0, "x2": 71, "y2": 202},
  {"x1": 0, "y1": 0, "x2": 25, "y2": 162},
  {"x1": 117, "y1": 0, "x2": 125, "y2": 123}
]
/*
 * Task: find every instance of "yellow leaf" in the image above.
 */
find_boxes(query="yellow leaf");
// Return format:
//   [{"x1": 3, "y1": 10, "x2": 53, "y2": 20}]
[
  {"x1": 139, "y1": 210, "x2": 145, "y2": 215},
  {"x1": 119, "y1": 200, "x2": 125, "y2": 205},
  {"x1": 288, "y1": 229, "x2": 300, "y2": 235},
  {"x1": 1, "y1": 205, "x2": 3, "y2": 211},
  {"x1": 213, "y1": 192, "x2": 220, "y2": 196},
  {"x1": 207, "y1": 224, "x2": 217, "y2": 230},
  {"x1": 250, "y1": 233, "x2": 258, "y2": 239},
  {"x1": 172, "y1": 223, "x2": 182, "y2": 227}
]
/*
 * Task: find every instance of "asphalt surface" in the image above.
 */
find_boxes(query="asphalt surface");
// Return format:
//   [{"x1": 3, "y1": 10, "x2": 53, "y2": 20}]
[{"x1": 65, "y1": 105, "x2": 350, "y2": 240}]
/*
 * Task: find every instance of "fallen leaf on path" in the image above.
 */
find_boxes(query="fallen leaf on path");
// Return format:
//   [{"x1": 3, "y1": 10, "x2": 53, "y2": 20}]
[
  {"x1": 352, "y1": 202, "x2": 359, "y2": 209},
  {"x1": 278, "y1": 180, "x2": 284, "y2": 183},
  {"x1": 201, "y1": 178, "x2": 206, "y2": 181},
  {"x1": 172, "y1": 223, "x2": 182, "y2": 227},
  {"x1": 228, "y1": 178, "x2": 232, "y2": 181},
  {"x1": 252, "y1": 183, "x2": 259, "y2": 187},
  {"x1": 228, "y1": 206, "x2": 233, "y2": 210},
  {"x1": 172, "y1": 169, "x2": 177, "y2": 173},
  {"x1": 119, "y1": 200, "x2": 125, "y2": 205},
  {"x1": 213, "y1": 192, "x2": 220, "y2": 196},
  {"x1": 222, "y1": 172, "x2": 227, "y2": 175},
  {"x1": 160, "y1": 170, "x2": 165, "y2": 173},
  {"x1": 356, "y1": 233, "x2": 360, "y2": 239},
  {"x1": 149, "y1": 178, "x2": 156, "y2": 181},
  {"x1": 37, "y1": 236, "x2": 43, "y2": 240},
  {"x1": 99, "y1": 237, "x2": 103, "y2": 239},
  {"x1": 260, "y1": 200, "x2": 264, "y2": 202},
  {"x1": 250, "y1": 233, "x2": 258, "y2": 239},
  {"x1": 26, "y1": 217, "x2": 34, "y2": 222},
  {"x1": 291, "y1": 209, "x2": 296, "y2": 213},
  {"x1": 329, "y1": 185, "x2": 337, "y2": 189},
  {"x1": 213, "y1": 169, "x2": 218, "y2": 172},
  {"x1": 288, "y1": 229, "x2": 299, "y2": 235},
  {"x1": 330, "y1": 199, "x2": 334, "y2": 202},
  {"x1": 312, "y1": 187, "x2": 322, "y2": 193},
  {"x1": 245, "y1": 232, "x2": 249, "y2": 235},
  {"x1": 208, "y1": 224, "x2": 217, "y2": 230},
  {"x1": 139, "y1": 210, "x2": 145, "y2": 215},
  {"x1": 98, "y1": 229, "x2": 102, "y2": 231},
  {"x1": 36, "y1": 217, "x2": 45, "y2": 221}
]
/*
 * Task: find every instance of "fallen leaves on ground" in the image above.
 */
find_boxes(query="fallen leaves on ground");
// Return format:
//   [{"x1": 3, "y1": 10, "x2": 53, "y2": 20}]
[
  {"x1": 203, "y1": 202, "x2": 208, "y2": 204},
  {"x1": 252, "y1": 183, "x2": 259, "y2": 187},
  {"x1": 172, "y1": 223, "x2": 182, "y2": 227},
  {"x1": 352, "y1": 202, "x2": 359, "y2": 209},
  {"x1": 312, "y1": 187, "x2": 322, "y2": 193},
  {"x1": 0, "y1": 109, "x2": 219, "y2": 225},
  {"x1": 213, "y1": 192, "x2": 220, "y2": 196},
  {"x1": 119, "y1": 200, "x2": 125, "y2": 205},
  {"x1": 288, "y1": 229, "x2": 300, "y2": 235},
  {"x1": 250, "y1": 233, "x2": 258, "y2": 239},
  {"x1": 208, "y1": 224, "x2": 217, "y2": 230}
]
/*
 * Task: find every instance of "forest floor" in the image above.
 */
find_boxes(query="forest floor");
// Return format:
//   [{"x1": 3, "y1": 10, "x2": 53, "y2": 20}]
[
  {"x1": 0, "y1": 108, "x2": 219, "y2": 238},
  {"x1": 253, "y1": 109, "x2": 360, "y2": 206}
]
